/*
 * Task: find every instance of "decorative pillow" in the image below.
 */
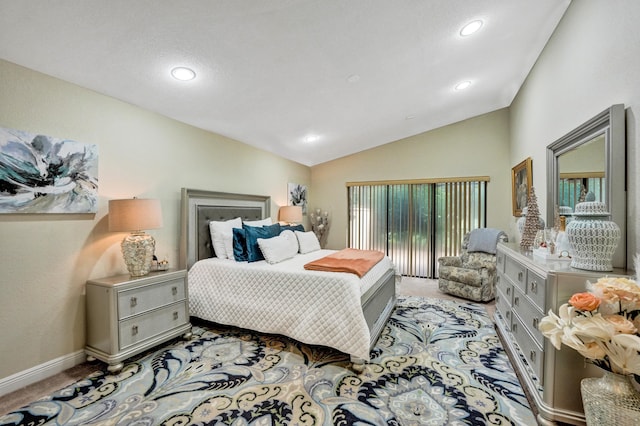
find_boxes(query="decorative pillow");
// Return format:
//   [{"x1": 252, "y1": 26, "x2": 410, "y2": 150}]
[
  {"x1": 281, "y1": 224, "x2": 304, "y2": 233},
  {"x1": 209, "y1": 217, "x2": 242, "y2": 259},
  {"x1": 258, "y1": 230, "x2": 299, "y2": 264},
  {"x1": 244, "y1": 223, "x2": 282, "y2": 262},
  {"x1": 232, "y1": 228, "x2": 248, "y2": 261},
  {"x1": 244, "y1": 217, "x2": 273, "y2": 227},
  {"x1": 295, "y1": 230, "x2": 321, "y2": 254}
]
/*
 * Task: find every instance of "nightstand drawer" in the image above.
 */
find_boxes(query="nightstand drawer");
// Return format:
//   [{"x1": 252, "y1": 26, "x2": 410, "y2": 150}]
[
  {"x1": 119, "y1": 301, "x2": 188, "y2": 350},
  {"x1": 118, "y1": 277, "x2": 185, "y2": 319},
  {"x1": 504, "y1": 256, "x2": 527, "y2": 291}
]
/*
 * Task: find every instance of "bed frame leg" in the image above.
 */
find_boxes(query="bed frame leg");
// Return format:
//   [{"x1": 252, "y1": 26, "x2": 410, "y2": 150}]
[{"x1": 351, "y1": 356, "x2": 366, "y2": 373}]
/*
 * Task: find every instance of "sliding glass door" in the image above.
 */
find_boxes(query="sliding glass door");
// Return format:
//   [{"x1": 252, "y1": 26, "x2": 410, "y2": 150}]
[{"x1": 348, "y1": 177, "x2": 488, "y2": 278}]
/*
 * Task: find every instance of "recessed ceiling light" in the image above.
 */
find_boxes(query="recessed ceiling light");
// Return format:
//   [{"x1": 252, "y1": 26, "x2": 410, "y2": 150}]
[
  {"x1": 304, "y1": 134, "x2": 320, "y2": 143},
  {"x1": 460, "y1": 20, "x2": 483, "y2": 37},
  {"x1": 171, "y1": 67, "x2": 196, "y2": 81},
  {"x1": 455, "y1": 80, "x2": 472, "y2": 91}
]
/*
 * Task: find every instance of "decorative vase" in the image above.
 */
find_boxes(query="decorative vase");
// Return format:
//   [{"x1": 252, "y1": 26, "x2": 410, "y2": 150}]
[
  {"x1": 581, "y1": 371, "x2": 640, "y2": 425},
  {"x1": 566, "y1": 202, "x2": 620, "y2": 271}
]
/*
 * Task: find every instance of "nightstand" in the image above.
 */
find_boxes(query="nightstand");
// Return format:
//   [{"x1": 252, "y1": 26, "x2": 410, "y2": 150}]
[{"x1": 85, "y1": 269, "x2": 192, "y2": 373}]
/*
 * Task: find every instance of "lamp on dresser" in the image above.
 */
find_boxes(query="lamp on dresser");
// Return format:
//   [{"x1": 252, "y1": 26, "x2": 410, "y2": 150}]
[
  {"x1": 108, "y1": 198, "x2": 163, "y2": 276},
  {"x1": 279, "y1": 205, "x2": 303, "y2": 225}
]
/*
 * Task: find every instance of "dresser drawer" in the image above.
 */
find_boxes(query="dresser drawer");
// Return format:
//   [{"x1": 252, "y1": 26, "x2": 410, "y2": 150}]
[
  {"x1": 119, "y1": 301, "x2": 188, "y2": 350},
  {"x1": 526, "y1": 269, "x2": 546, "y2": 310},
  {"x1": 512, "y1": 312, "x2": 544, "y2": 383},
  {"x1": 512, "y1": 286, "x2": 545, "y2": 346},
  {"x1": 118, "y1": 277, "x2": 186, "y2": 319},
  {"x1": 496, "y1": 250, "x2": 506, "y2": 273},
  {"x1": 504, "y1": 256, "x2": 527, "y2": 291},
  {"x1": 495, "y1": 287, "x2": 512, "y2": 331},
  {"x1": 496, "y1": 273, "x2": 513, "y2": 305}
]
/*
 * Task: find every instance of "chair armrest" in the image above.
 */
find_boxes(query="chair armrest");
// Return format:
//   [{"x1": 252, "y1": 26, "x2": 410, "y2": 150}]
[
  {"x1": 463, "y1": 252, "x2": 497, "y2": 270},
  {"x1": 438, "y1": 256, "x2": 462, "y2": 267}
]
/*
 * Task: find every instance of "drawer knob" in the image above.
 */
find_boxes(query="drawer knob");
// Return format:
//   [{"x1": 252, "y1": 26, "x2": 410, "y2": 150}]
[
  {"x1": 518, "y1": 271, "x2": 523, "y2": 282},
  {"x1": 530, "y1": 350, "x2": 536, "y2": 363},
  {"x1": 172, "y1": 286, "x2": 178, "y2": 296},
  {"x1": 514, "y1": 296, "x2": 519, "y2": 306},
  {"x1": 173, "y1": 311, "x2": 179, "y2": 321},
  {"x1": 513, "y1": 323, "x2": 518, "y2": 333},
  {"x1": 530, "y1": 280, "x2": 538, "y2": 293},
  {"x1": 131, "y1": 325, "x2": 138, "y2": 336},
  {"x1": 506, "y1": 287, "x2": 511, "y2": 296},
  {"x1": 130, "y1": 297, "x2": 137, "y2": 308},
  {"x1": 533, "y1": 317, "x2": 539, "y2": 328}
]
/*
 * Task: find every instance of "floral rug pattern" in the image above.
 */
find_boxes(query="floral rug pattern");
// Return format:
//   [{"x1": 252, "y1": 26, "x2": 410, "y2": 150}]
[{"x1": 0, "y1": 296, "x2": 535, "y2": 425}]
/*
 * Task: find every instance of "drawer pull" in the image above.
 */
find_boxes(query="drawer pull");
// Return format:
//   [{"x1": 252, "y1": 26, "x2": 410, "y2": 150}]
[
  {"x1": 172, "y1": 286, "x2": 178, "y2": 296},
  {"x1": 513, "y1": 323, "x2": 518, "y2": 332},
  {"x1": 173, "y1": 311, "x2": 179, "y2": 321},
  {"x1": 496, "y1": 295, "x2": 500, "y2": 303},
  {"x1": 506, "y1": 287, "x2": 511, "y2": 296},
  {"x1": 530, "y1": 350, "x2": 536, "y2": 363},
  {"x1": 518, "y1": 271, "x2": 523, "y2": 282},
  {"x1": 130, "y1": 297, "x2": 137, "y2": 308},
  {"x1": 514, "y1": 296, "x2": 519, "y2": 306},
  {"x1": 506, "y1": 311, "x2": 511, "y2": 319},
  {"x1": 131, "y1": 325, "x2": 138, "y2": 336},
  {"x1": 532, "y1": 317, "x2": 539, "y2": 329},
  {"x1": 530, "y1": 280, "x2": 538, "y2": 293}
]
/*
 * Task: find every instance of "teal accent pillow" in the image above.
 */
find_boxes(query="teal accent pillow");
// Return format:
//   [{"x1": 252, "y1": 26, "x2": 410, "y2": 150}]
[
  {"x1": 244, "y1": 223, "x2": 282, "y2": 262},
  {"x1": 281, "y1": 224, "x2": 304, "y2": 233},
  {"x1": 232, "y1": 228, "x2": 248, "y2": 262}
]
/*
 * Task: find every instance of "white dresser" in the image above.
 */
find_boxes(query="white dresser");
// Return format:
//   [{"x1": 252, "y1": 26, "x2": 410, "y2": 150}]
[
  {"x1": 495, "y1": 242, "x2": 628, "y2": 425},
  {"x1": 85, "y1": 269, "x2": 192, "y2": 373}
]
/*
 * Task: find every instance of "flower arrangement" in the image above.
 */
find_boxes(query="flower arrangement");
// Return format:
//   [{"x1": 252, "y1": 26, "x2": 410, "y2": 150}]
[{"x1": 539, "y1": 276, "x2": 640, "y2": 375}]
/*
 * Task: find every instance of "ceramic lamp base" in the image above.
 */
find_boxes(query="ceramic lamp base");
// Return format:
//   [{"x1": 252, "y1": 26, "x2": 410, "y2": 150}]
[{"x1": 121, "y1": 232, "x2": 156, "y2": 276}]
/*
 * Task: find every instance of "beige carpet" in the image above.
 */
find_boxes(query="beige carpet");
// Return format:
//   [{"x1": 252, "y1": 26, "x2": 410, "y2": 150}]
[{"x1": 0, "y1": 277, "x2": 494, "y2": 416}]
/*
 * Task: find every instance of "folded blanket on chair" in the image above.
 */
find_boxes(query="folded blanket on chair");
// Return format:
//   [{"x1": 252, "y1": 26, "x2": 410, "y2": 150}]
[
  {"x1": 304, "y1": 248, "x2": 385, "y2": 277},
  {"x1": 467, "y1": 228, "x2": 507, "y2": 254}
]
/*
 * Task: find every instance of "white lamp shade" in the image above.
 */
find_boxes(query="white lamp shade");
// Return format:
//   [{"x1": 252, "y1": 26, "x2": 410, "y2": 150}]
[
  {"x1": 279, "y1": 205, "x2": 303, "y2": 224},
  {"x1": 109, "y1": 198, "x2": 163, "y2": 232}
]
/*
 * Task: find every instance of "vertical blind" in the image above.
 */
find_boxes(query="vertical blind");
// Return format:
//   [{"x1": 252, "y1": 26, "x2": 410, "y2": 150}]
[{"x1": 347, "y1": 177, "x2": 488, "y2": 278}]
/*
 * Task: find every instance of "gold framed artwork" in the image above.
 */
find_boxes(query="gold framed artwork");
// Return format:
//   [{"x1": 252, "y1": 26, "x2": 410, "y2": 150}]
[{"x1": 511, "y1": 157, "x2": 532, "y2": 217}]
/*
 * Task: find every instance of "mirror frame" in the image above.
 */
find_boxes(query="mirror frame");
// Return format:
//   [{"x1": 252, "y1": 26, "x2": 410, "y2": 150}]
[{"x1": 546, "y1": 104, "x2": 626, "y2": 269}]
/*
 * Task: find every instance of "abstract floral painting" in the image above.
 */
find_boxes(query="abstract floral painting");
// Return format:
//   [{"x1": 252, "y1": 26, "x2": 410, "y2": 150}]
[
  {"x1": 0, "y1": 127, "x2": 98, "y2": 213},
  {"x1": 287, "y1": 182, "x2": 307, "y2": 214}
]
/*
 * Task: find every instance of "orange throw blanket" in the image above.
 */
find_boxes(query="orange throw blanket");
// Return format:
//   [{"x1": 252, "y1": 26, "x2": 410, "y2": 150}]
[{"x1": 304, "y1": 248, "x2": 385, "y2": 278}]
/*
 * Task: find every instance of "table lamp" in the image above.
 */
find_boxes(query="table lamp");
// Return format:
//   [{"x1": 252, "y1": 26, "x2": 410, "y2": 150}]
[
  {"x1": 279, "y1": 205, "x2": 303, "y2": 225},
  {"x1": 108, "y1": 198, "x2": 163, "y2": 276}
]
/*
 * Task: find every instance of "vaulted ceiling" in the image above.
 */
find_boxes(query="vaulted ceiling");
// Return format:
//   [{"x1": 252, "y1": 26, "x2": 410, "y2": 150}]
[{"x1": 0, "y1": 1, "x2": 570, "y2": 166}]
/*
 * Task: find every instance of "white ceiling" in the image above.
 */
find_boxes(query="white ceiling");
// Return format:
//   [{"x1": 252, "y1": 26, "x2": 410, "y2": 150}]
[{"x1": 0, "y1": 1, "x2": 570, "y2": 166}]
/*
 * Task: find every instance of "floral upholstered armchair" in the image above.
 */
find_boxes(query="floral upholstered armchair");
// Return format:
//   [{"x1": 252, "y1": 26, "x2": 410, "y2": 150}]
[{"x1": 437, "y1": 228, "x2": 508, "y2": 302}]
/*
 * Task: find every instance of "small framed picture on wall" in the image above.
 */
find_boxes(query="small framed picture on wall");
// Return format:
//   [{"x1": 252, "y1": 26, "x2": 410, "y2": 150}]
[{"x1": 511, "y1": 157, "x2": 532, "y2": 217}]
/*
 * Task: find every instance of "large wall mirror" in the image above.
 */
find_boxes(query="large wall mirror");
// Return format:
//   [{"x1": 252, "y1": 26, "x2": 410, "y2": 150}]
[{"x1": 546, "y1": 104, "x2": 626, "y2": 269}]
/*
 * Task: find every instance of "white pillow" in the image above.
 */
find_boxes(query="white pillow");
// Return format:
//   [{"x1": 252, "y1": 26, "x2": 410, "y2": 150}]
[
  {"x1": 209, "y1": 217, "x2": 242, "y2": 259},
  {"x1": 295, "y1": 231, "x2": 321, "y2": 254},
  {"x1": 258, "y1": 230, "x2": 299, "y2": 264},
  {"x1": 244, "y1": 217, "x2": 272, "y2": 227}
]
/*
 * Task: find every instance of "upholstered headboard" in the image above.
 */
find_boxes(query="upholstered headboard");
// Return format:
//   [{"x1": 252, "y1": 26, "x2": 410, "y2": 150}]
[{"x1": 179, "y1": 188, "x2": 271, "y2": 269}]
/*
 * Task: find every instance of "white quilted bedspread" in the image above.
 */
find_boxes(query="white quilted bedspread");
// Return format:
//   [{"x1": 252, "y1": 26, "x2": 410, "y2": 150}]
[{"x1": 188, "y1": 249, "x2": 394, "y2": 360}]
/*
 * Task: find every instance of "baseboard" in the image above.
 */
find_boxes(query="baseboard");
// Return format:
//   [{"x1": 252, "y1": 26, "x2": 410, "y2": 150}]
[{"x1": 0, "y1": 350, "x2": 86, "y2": 397}]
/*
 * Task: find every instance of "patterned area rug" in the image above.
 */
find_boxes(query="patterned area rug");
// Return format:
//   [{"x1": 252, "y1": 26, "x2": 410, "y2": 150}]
[{"x1": 0, "y1": 296, "x2": 535, "y2": 425}]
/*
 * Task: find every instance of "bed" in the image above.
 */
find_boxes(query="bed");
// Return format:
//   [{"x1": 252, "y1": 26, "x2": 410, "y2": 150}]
[{"x1": 179, "y1": 188, "x2": 398, "y2": 369}]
